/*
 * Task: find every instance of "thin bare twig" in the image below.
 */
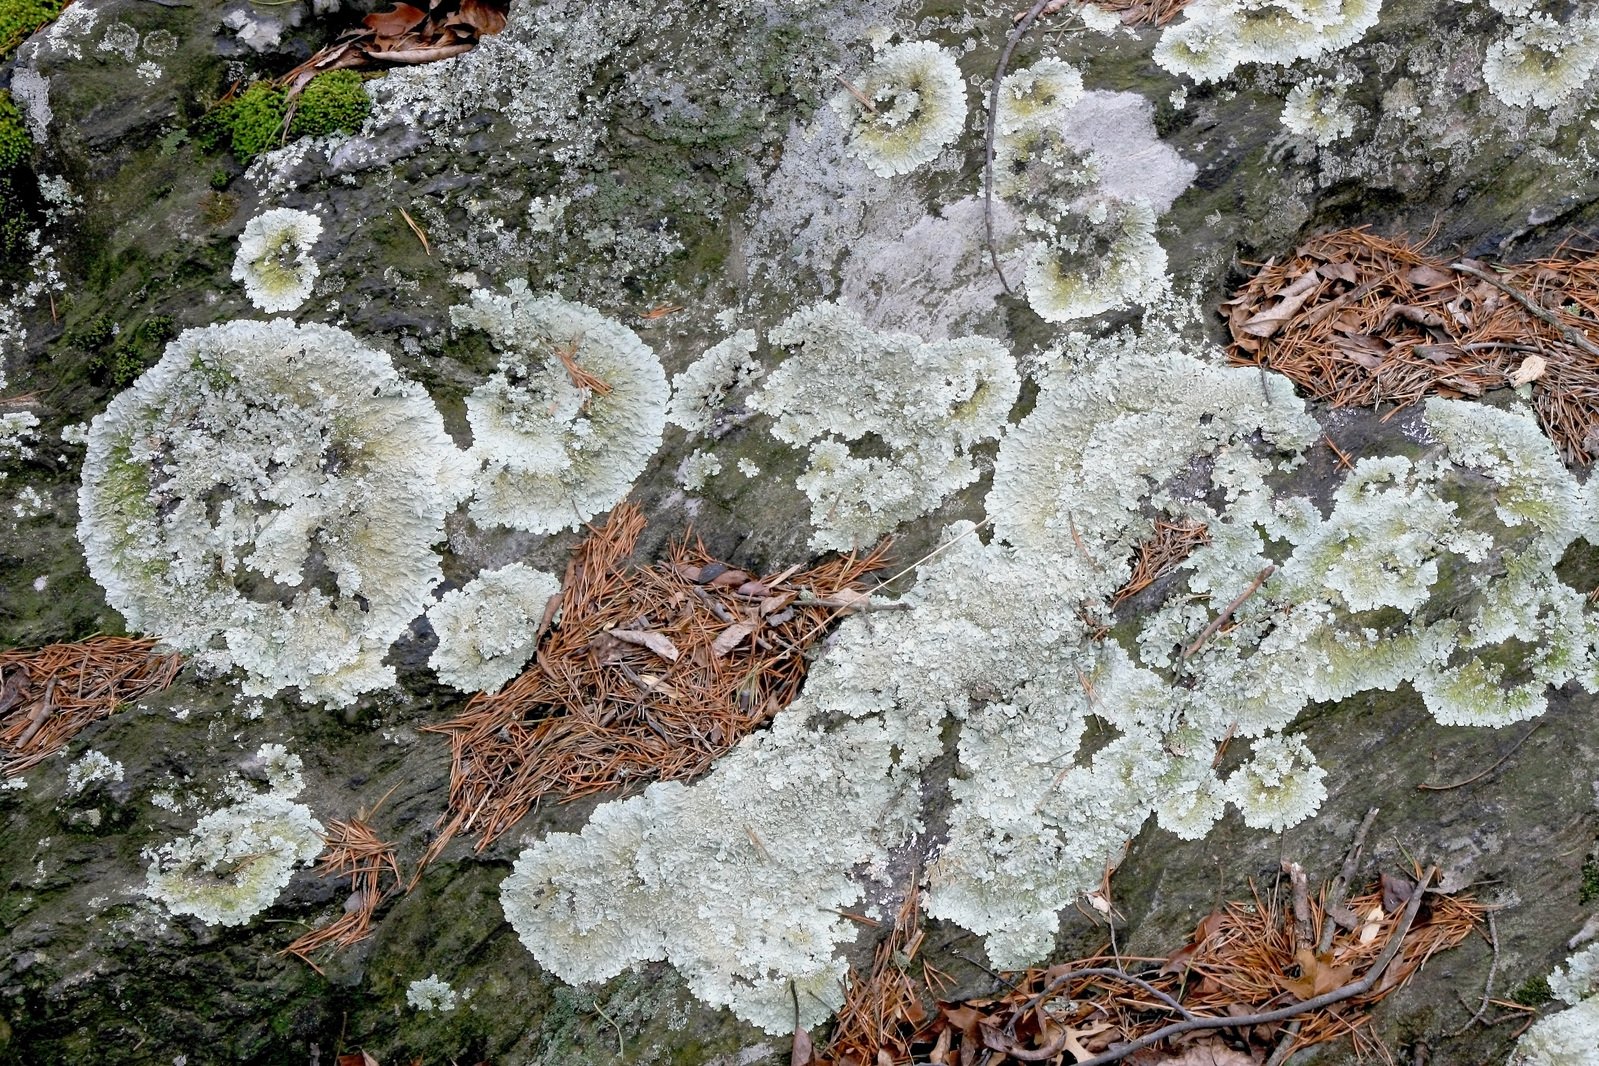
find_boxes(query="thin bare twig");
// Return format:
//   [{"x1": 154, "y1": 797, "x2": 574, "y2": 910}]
[
  {"x1": 1417, "y1": 722, "x2": 1542, "y2": 791},
  {"x1": 1071, "y1": 867, "x2": 1438, "y2": 1066},
  {"x1": 1450, "y1": 260, "x2": 1599, "y2": 361},
  {"x1": 984, "y1": 0, "x2": 1059, "y2": 294},
  {"x1": 1182, "y1": 565, "x2": 1276, "y2": 659}
]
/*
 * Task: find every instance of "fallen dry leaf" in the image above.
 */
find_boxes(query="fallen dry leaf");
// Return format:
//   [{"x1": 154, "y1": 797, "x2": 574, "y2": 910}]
[
  {"x1": 1510, "y1": 354, "x2": 1548, "y2": 386},
  {"x1": 363, "y1": 3, "x2": 427, "y2": 38},
  {"x1": 792, "y1": 1025, "x2": 815, "y2": 1066},
  {"x1": 608, "y1": 629, "x2": 680, "y2": 662},
  {"x1": 1282, "y1": 946, "x2": 1356, "y2": 1000},
  {"x1": 711, "y1": 621, "x2": 758, "y2": 658}
]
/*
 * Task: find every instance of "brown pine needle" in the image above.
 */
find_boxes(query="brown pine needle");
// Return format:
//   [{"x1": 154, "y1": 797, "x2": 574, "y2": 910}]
[
  {"x1": 420, "y1": 503, "x2": 892, "y2": 867},
  {"x1": 398, "y1": 206, "x2": 430, "y2": 256},
  {"x1": 1, "y1": 637, "x2": 183, "y2": 776}
]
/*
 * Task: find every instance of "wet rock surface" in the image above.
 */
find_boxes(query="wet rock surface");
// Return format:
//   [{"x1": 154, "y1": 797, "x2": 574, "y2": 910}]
[{"x1": 1, "y1": 0, "x2": 1597, "y2": 1062}]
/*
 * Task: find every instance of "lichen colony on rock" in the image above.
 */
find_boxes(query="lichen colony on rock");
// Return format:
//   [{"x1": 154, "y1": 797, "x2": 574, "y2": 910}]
[
  {"x1": 231, "y1": 207, "x2": 323, "y2": 314},
  {"x1": 450, "y1": 281, "x2": 668, "y2": 533},
  {"x1": 833, "y1": 40, "x2": 966, "y2": 177},
  {"x1": 427, "y1": 563, "x2": 563, "y2": 693},
  {"x1": 76, "y1": 320, "x2": 466, "y2": 706}
]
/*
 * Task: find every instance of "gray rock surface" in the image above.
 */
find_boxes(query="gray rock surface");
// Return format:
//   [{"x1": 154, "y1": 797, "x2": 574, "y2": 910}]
[{"x1": 2, "y1": 0, "x2": 1597, "y2": 1062}]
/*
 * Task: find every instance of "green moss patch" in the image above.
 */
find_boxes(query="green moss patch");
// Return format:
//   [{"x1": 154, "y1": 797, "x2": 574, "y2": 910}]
[
  {"x1": 65, "y1": 312, "x2": 178, "y2": 387},
  {"x1": 0, "y1": 0, "x2": 64, "y2": 60},
  {"x1": 0, "y1": 89, "x2": 37, "y2": 268},
  {"x1": 195, "y1": 73, "x2": 370, "y2": 165}
]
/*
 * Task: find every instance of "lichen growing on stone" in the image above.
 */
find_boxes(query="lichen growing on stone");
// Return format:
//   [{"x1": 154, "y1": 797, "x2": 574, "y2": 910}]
[
  {"x1": 76, "y1": 319, "x2": 466, "y2": 706},
  {"x1": 994, "y1": 58, "x2": 1083, "y2": 137},
  {"x1": 450, "y1": 281, "x2": 668, "y2": 533},
  {"x1": 1482, "y1": 11, "x2": 1599, "y2": 111},
  {"x1": 1510, "y1": 941, "x2": 1599, "y2": 1065},
  {"x1": 1221, "y1": 733, "x2": 1327, "y2": 832},
  {"x1": 231, "y1": 207, "x2": 323, "y2": 314},
  {"x1": 65, "y1": 750, "x2": 123, "y2": 794},
  {"x1": 666, "y1": 329, "x2": 761, "y2": 435},
  {"x1": 427, "y1": 563, "x2": 562, "y2": 694},
  {"x1": 144, "y1": 748, "x2": 323, "y2": 927},
  {"x1": 749, "y1": 301, "x2": 1018, "y2": 549},
  {"x1": 406, "y1": 974, "x2": 462, "y2": 1012},
  {"x1": 1021, "y1": 197, "x2": 1169, "y2": 322},
  {"x1": 1280, "y1": 77, "x2": 1358, "y2": 145},
  {"x1": 1154, "y1": 0, "x2": 1384, "y2": 84},
  {"x1": 833, "y1": 40, "x2": 966, "y2": 177}
]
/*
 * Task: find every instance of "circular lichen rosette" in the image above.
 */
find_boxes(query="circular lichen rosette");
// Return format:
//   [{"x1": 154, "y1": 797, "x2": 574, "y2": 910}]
[
  {"x1": 450, "y1": 281, "x2": 668, "y2": 533},
  {"x1": 1022, "y1": 197, "x2": 1168, "y2": 323},
  {"x1": 231, "y1": 207, "x2": 323, "y2": 314},
  {"x1": 77, "y1": 319, "x2": 467, "y2": 706},
  {"x1": 833, "y1": 40, "x2": 967, "y2": 178},
  {"x1": 427, "y1": 562, "x2": 562, "y2": 693}
]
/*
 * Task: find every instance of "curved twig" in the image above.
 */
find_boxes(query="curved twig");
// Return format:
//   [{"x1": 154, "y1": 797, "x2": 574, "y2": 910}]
[
  {"x1": 1069, "y1": 866, "x2": 1438, "y2": 1066},
  {"x1": 984, "y1": 1, "x2": 1058, "y2": 293}
]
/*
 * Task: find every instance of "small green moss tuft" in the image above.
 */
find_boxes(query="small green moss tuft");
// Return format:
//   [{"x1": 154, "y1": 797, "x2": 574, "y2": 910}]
[
  {"x1": 289, "y1": 71, "x2": 369, "y2": 138},
  {"x1": 195, "y1": 82, "x2": 287, "y2": 164},
  {"x1": 195, "y1": 73, "x2": 369, "y2": 164},
  {"x1": 1581, "y1": 848, "x2": 1599, "y2": 905},
  {"x1": 0, "y1": 89, "x2": 35, "y2": 264},
  {"x1": 70, "y1": 313, "x2": 179, "y2": 387},
  {"x1": 0, "y1": 0, "x2": 64, "y2": 60},
  {"x1": 1510, "y1": 975, "x2": 1554, "y2": 1007}
]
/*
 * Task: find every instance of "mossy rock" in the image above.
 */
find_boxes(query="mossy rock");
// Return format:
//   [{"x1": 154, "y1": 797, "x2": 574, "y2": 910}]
[
  {"x1": 0, "y1": 89, "x2": 38, "y2": 270},
  {"x1": 196, "y1": 73, "x2": 371, "y2": 166}
]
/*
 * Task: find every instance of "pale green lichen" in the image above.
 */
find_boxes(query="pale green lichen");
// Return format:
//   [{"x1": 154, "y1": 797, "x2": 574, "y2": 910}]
[
  {"x1": 231, "y1": 207, "x2": 322, "y2": 314},
  {"x1": 76, "y1": 319, "x2": 467, "y2": 706},
  {"x1": 502, "y1": 311, "x2": 1599, "y2": 1023},
  {"x1": 406, "y1": 974, "x2": 463, "y2": 1012},
  {"x1": 1482, "y1": 11, "x2": 1599, "y2": 111},
  {"x1": 1154, "y1": 0, "x2": 1384, "y2": 84},
  {"x1": 1510, "y1": 941, "x2": 1599, "y2": 1065},
  {"x1": 144, "y1": 748, "x2": 322, "y2": 927},
  {"x1": 666, "y1": 330, "x2": 761, "y2": 436},
  {"x1": 833, "y1": 40, "x2": 966, "y2": 178},
  {"x1": 65, "y1": 750, "x2": 123, "y2": 794},
  {"x1": 427, "y1": 563, "x2": 562, "y2": 694},
  {"x1": 749, "y1": 302, "x2": 1018, "y2": 550},
  {"x1": 450, "y1": 281, "x2": 668, "y2": 533},
  {"x1": 1022, "y1": 197, "x2": 1170, "y2": 323}
]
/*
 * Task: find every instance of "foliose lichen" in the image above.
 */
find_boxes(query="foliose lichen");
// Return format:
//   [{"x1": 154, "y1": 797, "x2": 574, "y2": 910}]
[
  {"x1": 143, "y1": 746, "x2": 323, "y2": 927},
  {"x1": 1153, "y1": 0, "x2": 1384, "y2": 84},
  {"x1": 231, "y1": 207, "x2": 323, "y2": 314},
  {"x1": 666, "y1": 329, "x2": 761, "y2": 436},
  {"x1": 76, "y1": 319, "x2": 467, "y2": 706},
  {"x1": 450, "y1": 281, "x2": 668, "y2": 534},
  {"x1": 749, "y1": 301, "x2": 1019, "y2": 549},
  {"x1": 832, "y1": 40, "x2": 966, "y2": 177},
  {"x1": 427, "y1": 563, "x2": 562, "y2": 694}
]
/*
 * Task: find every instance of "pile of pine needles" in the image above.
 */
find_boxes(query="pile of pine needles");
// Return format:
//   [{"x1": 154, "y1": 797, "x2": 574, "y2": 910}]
[
  {"x1": 1224, "y1": 226, "x2": 1599, "y2": 464},
  {"x1": 423, "y1": 503, "x2": 891, "y2": 861},
  {"x1": 1111, "y1": 518, "x2": 1210, "y2": 607},
  {"x1": 282, "y1": 810, "x2": 406, "y2": 971},
  {"x1": 810, "y1": 868, "x2": 1482, "y2": 1065},
  {"x1": 0, "y1": 636, "x2": 182, "y2": 775}
]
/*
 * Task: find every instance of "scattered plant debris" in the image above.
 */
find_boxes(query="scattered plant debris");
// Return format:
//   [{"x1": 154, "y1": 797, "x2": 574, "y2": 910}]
[
  {"x1": 283, "y1": 803, "x2": 405, "y2": 971},
  {"x1": 283, "y1": 0, "x2": 510, "y2": 90},
  {"x1": 1077, "y1": 0, "x2": 1192, "y2": 25},
  {"x1": 1111, "y1": 518, "x2": 1210, "y2": 607},
  {"x1": 1224, "y1": 226, "x2": 1599, "y2": 464},
  {"x1": 423, "y1": 503, "x2": 891, "y2": 861},
  {"x1": 0, "y1": 636, "x2": 183, "y2": 775},
  {"x1": 808, "y1": 865, "x2": 1482, "y2": 1065},
  {"x1": 818, "y1": 885, "x2": 951, "y2": 1066}
]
